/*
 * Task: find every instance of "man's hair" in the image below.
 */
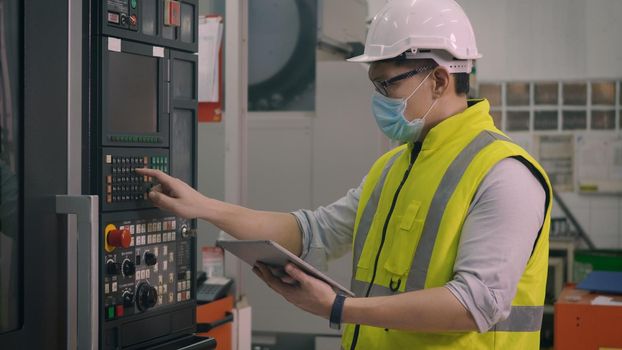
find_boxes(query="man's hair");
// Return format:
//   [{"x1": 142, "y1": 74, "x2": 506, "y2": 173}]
[{"x1": 376, "y1": 55, "x2": 470, "y2": 96}]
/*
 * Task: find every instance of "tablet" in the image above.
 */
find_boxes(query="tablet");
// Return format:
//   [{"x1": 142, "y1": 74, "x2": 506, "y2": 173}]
[{"x1": 216, "y1": 239, "x2": 355, "y2": 297}]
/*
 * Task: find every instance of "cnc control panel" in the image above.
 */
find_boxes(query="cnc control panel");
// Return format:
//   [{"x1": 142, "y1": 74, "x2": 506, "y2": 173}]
[
  {"x1": 102, "y1": 212, "x2": 194, "y2": 321},
  {"x1": 89, "y1": 0, "x2": 199, "y2": 348}
]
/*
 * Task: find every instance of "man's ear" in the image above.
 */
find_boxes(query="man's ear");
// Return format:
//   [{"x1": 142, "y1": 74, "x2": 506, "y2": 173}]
[{"x1": 431, "y1": 67, "x2": 450, "y2": 98}]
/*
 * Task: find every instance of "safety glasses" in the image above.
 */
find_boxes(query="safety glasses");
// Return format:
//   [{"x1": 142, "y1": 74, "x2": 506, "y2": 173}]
[{"x1": 372, "y1": 65, "x2": 436, "y2": 97}]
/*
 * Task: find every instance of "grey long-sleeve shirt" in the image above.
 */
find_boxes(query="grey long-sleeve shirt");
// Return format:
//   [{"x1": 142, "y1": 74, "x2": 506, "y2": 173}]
[{"x1": 291, "y1": 157, "x2": 546, "y2": 332}]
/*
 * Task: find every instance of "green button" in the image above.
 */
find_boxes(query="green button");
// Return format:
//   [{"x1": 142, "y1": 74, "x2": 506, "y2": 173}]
[
  {"x1": 108, "y1": 306, "x2": 114, "y2": 319},
  {"x1": 163, "y1": 165, "x2": 168, "y2": 173},
  {"x1": 131, "y1": 0, "x2": 137, "y2": 9},
  {"x1": 163, "y1": 157, "x2": 168, "y2": 164}
]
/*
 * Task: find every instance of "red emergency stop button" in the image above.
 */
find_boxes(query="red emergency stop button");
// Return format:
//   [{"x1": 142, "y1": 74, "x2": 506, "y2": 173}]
[{"x1": 107, "y1": 229, "x2": 131, "y2": 249}]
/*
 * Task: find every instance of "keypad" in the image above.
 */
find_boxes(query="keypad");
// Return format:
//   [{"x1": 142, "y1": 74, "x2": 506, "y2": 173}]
[{"x1": 105, "y1": 155, "x2": 169, "y2": 203}]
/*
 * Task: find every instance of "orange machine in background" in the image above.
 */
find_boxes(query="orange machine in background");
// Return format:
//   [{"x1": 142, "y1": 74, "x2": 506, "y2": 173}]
[
  {"x1": 197, "y1": 296, "x2": 234, "y2": 350},
  {"x1": 555, "y1": 285, "x2": 622, "y2": 350}
]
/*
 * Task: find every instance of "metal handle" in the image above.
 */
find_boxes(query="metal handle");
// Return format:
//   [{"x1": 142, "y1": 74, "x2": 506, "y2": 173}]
[
  {"x1": 196, "y1": 312, "x2": 234, "y2": 333},
  {"x1": 56, "y1": 195, "x2": 99, "y2": 350}
]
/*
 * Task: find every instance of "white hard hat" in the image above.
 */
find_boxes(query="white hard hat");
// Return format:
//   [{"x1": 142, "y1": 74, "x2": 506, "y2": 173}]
[{"x1": 348, "y1": 0, "x2": 482, "y2": 73}]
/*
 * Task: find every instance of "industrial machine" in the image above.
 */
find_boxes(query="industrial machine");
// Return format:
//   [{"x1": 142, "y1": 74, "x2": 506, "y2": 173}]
[{"x1": 0, "y1": 0, "x2": 215, "y2": 348}]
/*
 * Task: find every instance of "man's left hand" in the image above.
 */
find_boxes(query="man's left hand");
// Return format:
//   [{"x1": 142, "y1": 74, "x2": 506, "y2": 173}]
[{"x1": 253, "y1": 263, "x2": 336, "y2": 319}]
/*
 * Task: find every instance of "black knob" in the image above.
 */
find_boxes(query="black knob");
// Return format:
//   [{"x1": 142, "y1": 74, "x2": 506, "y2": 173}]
[
  {"x1": 122, "y1": 259, "x2": 135, "y2": 277},
  {"x1": 122, "y1": 291, "x2": 134, "y2": 308},
  {"x1": 106, "y1": 260, "x2": 119, "y2": 275},
  {"x1": 136, "y1": 282, "x2": 157, "y2": 311},
  {"x1": 144, "y1": 252, "x2": 157, "y2": 266}
]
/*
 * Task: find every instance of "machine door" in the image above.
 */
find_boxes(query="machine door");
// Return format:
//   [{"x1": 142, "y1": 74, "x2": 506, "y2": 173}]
[
  {"x1": 0, "y1": 0, "x2": 76, "y2": 348},
  {"x1": 0, "y1": 0, "x2": 21, "y2": 336}
]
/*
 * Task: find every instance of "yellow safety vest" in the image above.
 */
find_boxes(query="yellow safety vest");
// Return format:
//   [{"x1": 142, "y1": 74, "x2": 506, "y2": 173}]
[{"x1": 342, "y1": 99, "x2": 552, "y2": 350}]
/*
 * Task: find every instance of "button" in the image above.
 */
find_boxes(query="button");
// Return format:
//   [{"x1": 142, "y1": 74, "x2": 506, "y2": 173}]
[
  {"x1": 131, "y1": 0, "x2": 137, "y2": 9},
  {"x1": 107, "y1": 306, "x2": 115, "y2": 320},
  {"x1": 116, "y1": 304, "x2": 124, "y2": 317},
  {"x1": 144, "y1": 251, "x2": 157, "y2": 266},
  {"x1": 107, "y1": 195, "x2": 112, "y2": 203},
  {"x1": 107, "y1": 229, "x2": 131, "y2": 249}
]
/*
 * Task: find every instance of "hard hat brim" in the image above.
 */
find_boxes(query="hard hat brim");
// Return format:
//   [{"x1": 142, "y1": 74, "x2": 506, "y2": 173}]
[{"x1": 346, "y1": 54, "x2": 378, "y2": 63}]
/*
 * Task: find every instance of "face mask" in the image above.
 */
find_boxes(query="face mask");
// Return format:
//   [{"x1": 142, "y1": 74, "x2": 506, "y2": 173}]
[{"x1": 371, "y1": 71, "x2": 438, "y2": 142}]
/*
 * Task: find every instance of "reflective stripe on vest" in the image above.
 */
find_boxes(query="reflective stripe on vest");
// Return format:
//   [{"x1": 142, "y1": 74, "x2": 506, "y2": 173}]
[
  {"x1": 350, "y1": 131, "x2": 543, "y2": 332},
  {"x1": 407, "y1": 130, "x2": 510, "y2": 291},
  {"x1": 351, "y1": 150, "x2": 405, "y2": 282}
]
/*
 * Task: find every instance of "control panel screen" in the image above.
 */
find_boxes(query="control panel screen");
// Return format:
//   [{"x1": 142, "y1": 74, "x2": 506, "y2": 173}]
[{"x1": 107, "y1": 51, "x2": 158, "y2": 133}]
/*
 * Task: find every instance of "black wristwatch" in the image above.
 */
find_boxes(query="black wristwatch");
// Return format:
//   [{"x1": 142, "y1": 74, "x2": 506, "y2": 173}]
[{"x1": 329, "y1": 293, "x2": 347, "y2": 330}]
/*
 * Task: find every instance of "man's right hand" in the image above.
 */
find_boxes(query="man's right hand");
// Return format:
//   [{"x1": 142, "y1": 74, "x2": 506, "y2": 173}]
[{"x1": 135, "y1": 168, "x2": 207, "y2": 219}]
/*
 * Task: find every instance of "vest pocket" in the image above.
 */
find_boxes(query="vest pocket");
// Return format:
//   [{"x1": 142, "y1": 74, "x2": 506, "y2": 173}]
[{"x1": 384, "y1": 201, "x2": 423, "y2": 280}]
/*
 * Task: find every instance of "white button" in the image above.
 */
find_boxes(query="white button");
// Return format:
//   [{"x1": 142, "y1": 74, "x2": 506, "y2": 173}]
[
  {"x1": 169, "y1": 252, "x2": 174, "y2": 262},
  {"x1": 158, "y1": 285, "x2": 163, "y2": 294},
  {"x1": 104, "y1": 283, "x2": 110, "y2": 294},
  {"x1": 163, "y1": 261, "x2": 168, "y2": 271},
  {"x1": 172, "y1": 221, "x2": 176, "y2": 229},
  {"x1": 153, "y1": 263, "x2": 158, "y2": 272},
  {"x1": 158, "y1": 295, "x2": 163, "y2": 305},
  {"x1": 177, "y1": 292, "x2": 182, "y2": 302},
  {"x1": 106, "y1": 154, "x2": 112, "y2": 164},
  {"x1": 157, "y1": 234, "x2": 162, "y2": 243},
  {"x1": 172, "y1": 232, "x2": 176, "y2": 240},
  {"x1": 186, "y1": 271, "x2": 191, "y2": 279},
  {"x1": 163, "y1": 284, "x2": 168, "y2": 293},
  {"x1": 130, "y1": 237, "x2": 135, "y2": 246},
  {"x1": 146, "y1": 269, "x2": 150, "y2": 278},
  {"x1": 169, "y1": 292, "x2": 174, "y2": 303},
  {"x1": 169, "y1": 273, "x2": 174, "y2": 283},
  {"x1": 163, "y1": 246, "x2": 168, "y2": 255},
  {"x1": 159, "y1": 275, "x2": 163, "y2": 284},
  {"x1": 155, "y1": 247, "x2": 159, "y2": 256},
  {"x1": 112, "y1": 282, "x2": 117, "y2": 292}
]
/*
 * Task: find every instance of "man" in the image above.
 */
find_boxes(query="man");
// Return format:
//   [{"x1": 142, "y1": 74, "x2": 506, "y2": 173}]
[{"x1": 137, "y1": 0, "x2": 552, "y2": 348}]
